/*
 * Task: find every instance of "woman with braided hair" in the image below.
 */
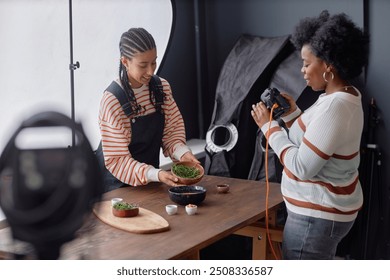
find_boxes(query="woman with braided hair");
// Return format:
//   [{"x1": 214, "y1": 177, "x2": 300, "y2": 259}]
[
  {"x1": 251, "y1": 10, "x2": 369, "y2": 259},
  {"x1": 96, "y1": 27, "x2": 199, "y2": 192}
]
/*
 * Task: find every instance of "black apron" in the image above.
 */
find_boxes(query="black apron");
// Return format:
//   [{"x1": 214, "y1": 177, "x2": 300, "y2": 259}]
[{"x1": 96, "y1": 84, "x2": 164, "y2": 192}]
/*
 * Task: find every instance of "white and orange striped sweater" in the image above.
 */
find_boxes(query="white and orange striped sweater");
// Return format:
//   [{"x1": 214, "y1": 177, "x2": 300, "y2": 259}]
[
  {"x1": 98, "y1": 78, "x2": 190, "y2": 186},
  {"x1": 261, "y1": 89, "x2": 364, "y2": 222}
]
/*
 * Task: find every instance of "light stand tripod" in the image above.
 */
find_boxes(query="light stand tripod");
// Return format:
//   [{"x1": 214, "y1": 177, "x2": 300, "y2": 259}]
[
  {"x1": 68, "y1": 0, "x2": 80, "y2": 147},
  {"x1": 361, "y1": 98, "x2": 381, "y2": 259}
]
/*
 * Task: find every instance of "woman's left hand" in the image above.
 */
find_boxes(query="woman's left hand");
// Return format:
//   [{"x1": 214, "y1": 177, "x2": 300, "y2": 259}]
[
  {"x1": 180, "y1": 151, "x2": 200, "y2": 164},
  {"x1": 251, "y1": 102, "x2": 271, "y2": 128}
]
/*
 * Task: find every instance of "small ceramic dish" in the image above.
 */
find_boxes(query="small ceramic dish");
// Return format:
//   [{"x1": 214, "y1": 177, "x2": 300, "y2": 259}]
[
  {"x1": 216, "y1": 184, "x2": 230, "y2": 194},
  {"x1": 165, "y1": 204, "x2": 178, "y2": 215},
  {"x1": 112, "y1": 202, "x2": 139, "y2": 217},
  {"x1": 185, "y1": 204, "x2": 198, "y2": 215},
  {"x1": 111, "y1": 197, "x2": 123, "y2": 206}
]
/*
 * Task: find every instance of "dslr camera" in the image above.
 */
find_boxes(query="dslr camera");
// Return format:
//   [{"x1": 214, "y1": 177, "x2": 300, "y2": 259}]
[{"x1": 261, "y1": 87, "x2": 291, "y2": 119}]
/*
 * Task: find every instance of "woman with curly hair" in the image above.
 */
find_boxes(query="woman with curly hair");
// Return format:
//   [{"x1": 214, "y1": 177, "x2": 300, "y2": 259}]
[{"x1": 251, "y1": 10, "x2": 369, "y2": 259}]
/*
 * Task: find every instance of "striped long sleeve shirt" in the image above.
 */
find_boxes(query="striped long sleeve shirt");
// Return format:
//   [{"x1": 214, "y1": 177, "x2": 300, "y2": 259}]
[
  {"x1": 261, "y1": 90, "x2": 364, "y2": 222},
  {"x1": 98, "y1": 77, "x2": 190, "y2": 186}
]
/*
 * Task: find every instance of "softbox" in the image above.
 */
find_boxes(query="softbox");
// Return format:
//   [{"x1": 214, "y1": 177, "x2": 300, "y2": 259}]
[{"x1": 205, "y1": 34, "x2": 307, "y2": 180}]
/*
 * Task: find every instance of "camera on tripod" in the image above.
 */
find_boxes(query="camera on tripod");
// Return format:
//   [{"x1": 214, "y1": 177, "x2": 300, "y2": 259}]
[{"x1": 261, "y1": 87, "x2": 291, "y2": 119}]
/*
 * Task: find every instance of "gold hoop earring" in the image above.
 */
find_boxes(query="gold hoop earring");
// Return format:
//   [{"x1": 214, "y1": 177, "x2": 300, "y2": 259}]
[{"x1": 322, "y1": 71, "x2": 334, "y2": 83}]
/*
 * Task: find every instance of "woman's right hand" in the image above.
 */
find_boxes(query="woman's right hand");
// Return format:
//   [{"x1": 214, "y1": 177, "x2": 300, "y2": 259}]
[{"x1": 158, "y1": 170, "x2": 180, "y2": 186}]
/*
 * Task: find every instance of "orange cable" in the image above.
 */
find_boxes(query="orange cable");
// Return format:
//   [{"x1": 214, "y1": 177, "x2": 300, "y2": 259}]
[{"x1": 265, "y1": 104, "x2": 279, "y2": 260}]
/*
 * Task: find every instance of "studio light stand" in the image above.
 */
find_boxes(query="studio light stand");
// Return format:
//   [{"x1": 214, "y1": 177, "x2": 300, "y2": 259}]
[
  {"x1": 68, "y1": 0, "x2": 80, "y2": 147},
  {"x1": 360, "y1": 97, "x2": 381, "y2": 259}
]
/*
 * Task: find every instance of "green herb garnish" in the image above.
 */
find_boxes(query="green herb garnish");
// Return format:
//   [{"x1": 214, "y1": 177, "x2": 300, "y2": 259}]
[
  {"x1": 113, "y1": 202, "x2": 138, "y2": 210},
  {"x1": 172, "y1": 164, "x2": 201, "y2": 178}
]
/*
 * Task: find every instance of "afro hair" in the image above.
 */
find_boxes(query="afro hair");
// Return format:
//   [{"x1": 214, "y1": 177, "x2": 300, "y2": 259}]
[{"x1": 290, "y1": 10, "x2": 369, "y2": 80}]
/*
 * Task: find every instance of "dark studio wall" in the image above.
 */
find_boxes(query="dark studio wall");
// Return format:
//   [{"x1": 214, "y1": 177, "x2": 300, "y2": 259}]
[{"x1": 160, "y1": 0, "x2": 390, "y2": 259}]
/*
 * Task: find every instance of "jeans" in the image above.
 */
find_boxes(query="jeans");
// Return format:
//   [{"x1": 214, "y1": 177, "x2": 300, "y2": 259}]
[{"x1": 282, "y1": 210, "x2": 355, "y2": 260}]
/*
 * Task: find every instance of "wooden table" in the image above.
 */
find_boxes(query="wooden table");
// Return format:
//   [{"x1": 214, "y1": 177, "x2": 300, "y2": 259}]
[{"x1": 0, "y1": 175, "x2": 284, "y2": 260}]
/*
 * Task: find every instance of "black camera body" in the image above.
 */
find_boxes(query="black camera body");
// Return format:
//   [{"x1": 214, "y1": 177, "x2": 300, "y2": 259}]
[{"x1": 261, "y1": 87, "x2": 290, "y2": 119}]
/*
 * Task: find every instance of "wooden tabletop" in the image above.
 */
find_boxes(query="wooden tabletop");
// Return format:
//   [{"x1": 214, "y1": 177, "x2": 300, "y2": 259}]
[{"x1": 0, "y1": 175, "x2": 283, "y2": 260}]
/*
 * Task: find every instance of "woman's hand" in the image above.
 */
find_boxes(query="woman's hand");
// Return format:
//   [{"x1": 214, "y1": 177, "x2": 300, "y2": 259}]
[
  {"x1": 251, "y1": 101, "x2": 271, "y2": 128},
  {"x1": 280, "y1": 93, "x2": 297, "y2": 117},
  {"x1": 180, "y1": 151, "x2": 200, "y2": 164},
  {"x1": 158, "y1": 170, "x2": 180, "y2": 186}
]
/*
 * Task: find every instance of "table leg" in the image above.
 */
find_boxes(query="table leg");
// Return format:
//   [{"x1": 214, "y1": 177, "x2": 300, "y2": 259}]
[{"x1": 234, "y1": 210, "x2": 284, "y2": 260}]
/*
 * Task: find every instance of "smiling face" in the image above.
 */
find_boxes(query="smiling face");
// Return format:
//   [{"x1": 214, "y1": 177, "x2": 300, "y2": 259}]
[
  {"x1": 121, "y1": 48, "x2": 157, "y2": 88},
  {"x1": 300, "y1": 44, "x2": 329, "y2": 91}
]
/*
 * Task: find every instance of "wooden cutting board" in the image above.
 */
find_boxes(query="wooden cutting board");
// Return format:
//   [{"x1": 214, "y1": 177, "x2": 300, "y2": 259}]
[{"x1": 93, "y1": 201, "x2": 170, "y2": 234}]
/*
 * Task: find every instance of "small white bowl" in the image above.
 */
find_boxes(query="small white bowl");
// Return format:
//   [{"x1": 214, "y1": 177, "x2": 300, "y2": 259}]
[
  {"x1": 185, "y1": 204, "x2": 198, "y2": 215},
  {"x1": 111, "y1": 197, "x2": 123, "y2": 206},
  {"x1": 165, "y1": 204, "x2": 178, "y2": 215}
]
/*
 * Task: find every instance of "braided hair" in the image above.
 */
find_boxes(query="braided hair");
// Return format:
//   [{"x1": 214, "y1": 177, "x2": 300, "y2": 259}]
[{"x1": 119, "y1": 28, "x2": 157, "y2": 114}]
